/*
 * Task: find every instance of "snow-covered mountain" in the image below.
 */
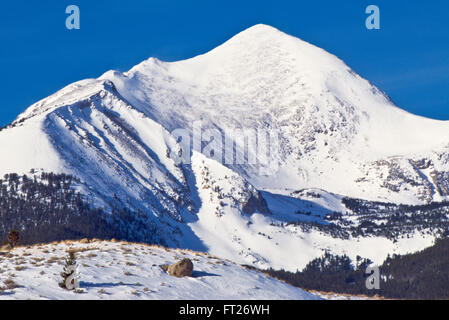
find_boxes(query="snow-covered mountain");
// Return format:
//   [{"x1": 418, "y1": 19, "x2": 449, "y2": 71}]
[
  {"x1": 100, "y1": 24, "x2": 449, "y2": 204},
  {"x1": 1, "y1": 24, "x2": 449, "y2": 271}
]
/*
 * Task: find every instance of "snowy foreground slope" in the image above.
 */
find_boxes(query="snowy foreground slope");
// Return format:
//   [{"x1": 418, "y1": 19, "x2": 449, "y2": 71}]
[
  {"x1": 0, "y1": 240, "x2": 319, "y2": 300},
  {"x1": 0, "y1": 24, "x2": 448, "y2": 271}
]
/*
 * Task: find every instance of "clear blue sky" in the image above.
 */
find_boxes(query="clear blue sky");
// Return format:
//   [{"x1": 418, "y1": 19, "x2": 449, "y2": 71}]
[{"x1": 1, "y1": 0, "x2": 448, "y2": 127}]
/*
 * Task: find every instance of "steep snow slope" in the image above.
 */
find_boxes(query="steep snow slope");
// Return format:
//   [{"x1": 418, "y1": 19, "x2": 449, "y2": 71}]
[
  {"x1": 0, "y1": 80, "x2": 198, "y2": 246},
  {"x1": 0, "y1": 80, "x2": 273, "y2": 256},
  {"x1": 101, "y1": 24, "x2": 449, "y2": 204},
  {"x1": 0, "y1": 240, "x2": 319, "y2": 300}
]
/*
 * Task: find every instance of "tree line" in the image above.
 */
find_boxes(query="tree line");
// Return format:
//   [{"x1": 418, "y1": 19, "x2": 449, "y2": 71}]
[
  {"x1": 0, "y1": 172, "x2": 162, "y2": 245},
  {"x1": 266, "y1": 237, "x2": 449, "y2": 299}
]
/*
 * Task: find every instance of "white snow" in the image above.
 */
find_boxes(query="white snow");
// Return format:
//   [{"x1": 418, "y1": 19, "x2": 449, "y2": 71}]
[
  {"x1": 0, "y1": 240, "x2": 319, "y2": 300},
  {"x1": 101, "y1": 24, "x2": 449, "y2": 204}
]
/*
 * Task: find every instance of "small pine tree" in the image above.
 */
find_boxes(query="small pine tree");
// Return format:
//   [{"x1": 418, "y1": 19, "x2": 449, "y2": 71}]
[
  {"x1": 7, "y1": 230, "x2": 20, "y2": 248},
  {"x1": 60, "y1": 250, "x2": 79, "y2": 290}
]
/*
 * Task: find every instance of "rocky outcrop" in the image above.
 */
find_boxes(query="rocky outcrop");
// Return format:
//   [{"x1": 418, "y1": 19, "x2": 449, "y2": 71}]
[
  {"x1": 242, "y1": 191, "x2": 270, "y2": 215},
  {"x1": 167, "y1": 258, "x2": 194, "y2": 278}
]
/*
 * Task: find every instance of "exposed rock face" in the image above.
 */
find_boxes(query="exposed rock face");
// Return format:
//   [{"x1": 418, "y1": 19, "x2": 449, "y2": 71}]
[
  {"x1": 167, "y1": 258, "x2": 194, "y2": 277},
  {"x1": 242, "y1": 191, "x2": 270, "y2": 215}
]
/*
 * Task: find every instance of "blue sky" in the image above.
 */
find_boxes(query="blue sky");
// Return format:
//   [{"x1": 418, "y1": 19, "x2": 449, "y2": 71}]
[{"x1": 0, "y1": 0, "x2": 448, "y2": 127}]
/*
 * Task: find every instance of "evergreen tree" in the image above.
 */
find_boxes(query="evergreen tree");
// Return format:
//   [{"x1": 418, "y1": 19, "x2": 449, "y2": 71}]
[
  {"x1": 7, "y1": 230, "x2": 20, "y2": 248},
  {"x1": 60, "y1": 250, "x2": 79, "y2": 290}
]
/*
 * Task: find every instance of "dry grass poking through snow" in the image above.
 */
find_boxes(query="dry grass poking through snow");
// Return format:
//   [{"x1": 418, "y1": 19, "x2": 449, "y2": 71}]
[{"x1": 0, "y1": 239, "x2": 320, "y2": 300}]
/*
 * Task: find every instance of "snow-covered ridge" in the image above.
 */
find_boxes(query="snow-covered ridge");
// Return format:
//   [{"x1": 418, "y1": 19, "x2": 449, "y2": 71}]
[{"x1": 0, "y1": 240, "x2": 319, "y2": 300}]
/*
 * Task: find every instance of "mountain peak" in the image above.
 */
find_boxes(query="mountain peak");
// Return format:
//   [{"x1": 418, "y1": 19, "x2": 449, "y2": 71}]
[
  {"x1": 235, "y1": 24, "x2": 285, "y2": 37},
  {"x1": 125, "y1": 24, "x2": 344, "y2": 88},
  {"x1": 208, "y1": 23, "x2": 304, "y2": 54}
]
